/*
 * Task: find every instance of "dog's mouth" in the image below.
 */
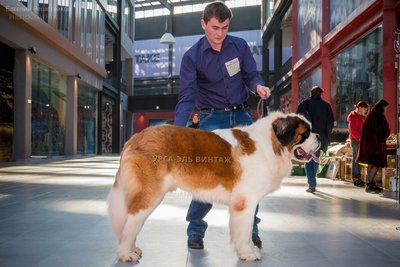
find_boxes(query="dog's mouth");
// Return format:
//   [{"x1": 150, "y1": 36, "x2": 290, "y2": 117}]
[{"x1": 294, "y1": 147, "x2": 319, "y2": 162}]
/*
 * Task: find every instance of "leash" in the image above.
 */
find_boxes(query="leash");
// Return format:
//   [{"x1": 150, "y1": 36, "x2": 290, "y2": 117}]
[{"x1": 257, "y1": 98, "x2": 268, "y2": 119}]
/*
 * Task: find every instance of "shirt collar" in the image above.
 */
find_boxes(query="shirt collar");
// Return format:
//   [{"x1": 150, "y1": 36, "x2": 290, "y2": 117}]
[{"x1": 200, "y1": 35, "x2": 233, "y2": 52}]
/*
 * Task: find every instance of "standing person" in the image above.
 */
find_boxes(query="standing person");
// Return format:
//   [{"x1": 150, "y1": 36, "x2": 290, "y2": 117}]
[
  {"x1": 174, "y1": 1, "x2": 271, "y2": 250},
  {"x1": 357, "y1": 99, "x2": 390, "y2": 194},
  {"x1": 347, "y1": 101, "x2": 369, "y2": 187},
  {"x1": 189, "y1": 113, "x2": 200, "y2": 129},
  {"x1": 297, "y1": 86, "x2": 334, "y2": 193}
]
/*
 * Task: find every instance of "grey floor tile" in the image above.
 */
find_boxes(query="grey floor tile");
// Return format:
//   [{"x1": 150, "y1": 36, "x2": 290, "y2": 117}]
[{"x1": 1, "y1": 156, "x2": 400, "y2": 267}]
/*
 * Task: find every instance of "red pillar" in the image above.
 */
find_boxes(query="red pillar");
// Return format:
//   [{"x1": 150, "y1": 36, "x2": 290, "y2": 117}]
[
  {"x1": 382, "y1": 0, "x2": 398, "y2": 133},
  {"x1": 291, "y1": 0, "x2": 299, "y2": 111},
  {"x1": 321, "y1": 0, "x2": 331, "y2": 104}
]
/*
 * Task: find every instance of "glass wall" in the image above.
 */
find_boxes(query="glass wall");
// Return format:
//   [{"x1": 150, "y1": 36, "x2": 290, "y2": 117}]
[
  {"x1": 329, "y1": 0, "x2": 374, "y2": 30},
  {"x1": 38, "y1": 0, "x2": 49, "y2": 22},
  {"x1": 31, "y1": 61, "x2": 67, "y2": 156},
  {"x1": 78, "y1": 85, "x2": 97, "y2": 154},
  {"x1": 331, "y1": 26, "x2": 383, "y2": 128},
  {"x1": 0, "y1": 43, "x2": 15, "y2": 162},
  {"x1": 107, "y1": 0, "x2": 118, "y2": 22},
  {"x1": 298, "y1": 67, "x2": 321, "y2": 103},
  {"x1": 124, "y1": 0, "x2": 134, "y2": 41},
  {"x1": 27, "y1": 0, "x2": 105, "y2": 62},
  {"x1": 57, "y1": 0, "x2": 70, "y2": 38},
  {"x1": 296, "y1": 0, "x2": 322, "y2": 61}
]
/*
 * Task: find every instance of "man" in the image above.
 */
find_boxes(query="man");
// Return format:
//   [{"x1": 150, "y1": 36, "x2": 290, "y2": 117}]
[
  {"x1": 297, "y1": 86, "x2": 334, "y2": 193},
  {"x1": 174, "y1": 1, "x2": 271, "y2": 250}
]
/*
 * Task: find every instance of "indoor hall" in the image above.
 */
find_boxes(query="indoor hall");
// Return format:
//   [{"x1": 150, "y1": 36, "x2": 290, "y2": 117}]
[{"x1": 0, "y1": 156, "x2": 399, "y2": 267}]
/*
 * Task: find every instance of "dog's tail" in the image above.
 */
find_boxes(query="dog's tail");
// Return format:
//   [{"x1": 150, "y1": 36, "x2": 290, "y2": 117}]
[{"x1": 107, "y1": 171, "x2": 128, "y2": 238}]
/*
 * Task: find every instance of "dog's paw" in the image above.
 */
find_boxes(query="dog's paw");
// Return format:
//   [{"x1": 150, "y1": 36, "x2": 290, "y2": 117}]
[
  {"x1": 117, "y1": 251, "x2": 141, "y2": 262},
  {"x1": 132, "y1": 246, "x2": 143, "y2": 257}
]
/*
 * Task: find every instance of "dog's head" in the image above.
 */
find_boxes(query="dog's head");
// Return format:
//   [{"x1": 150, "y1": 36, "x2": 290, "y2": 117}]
[{"x1": 272, "y1": 114, "x2": 320, "y2": 162}]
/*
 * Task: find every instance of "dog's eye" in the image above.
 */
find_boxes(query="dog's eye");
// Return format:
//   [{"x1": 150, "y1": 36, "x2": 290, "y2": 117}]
[{"x1": 295, "y1": 129, "x2": 310, "y2": 145}]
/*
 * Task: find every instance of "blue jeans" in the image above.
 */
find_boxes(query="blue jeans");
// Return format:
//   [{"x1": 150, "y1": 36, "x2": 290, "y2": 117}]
[
  {"x1": 305, "y1": 149, "x2": 321, "y2": 188},
  {"x1": 351, "y1": 140, "x2": 361, "y2": 178},
  {"x1": 186, "y1": 108, "x2": 261, "y2": 237}
]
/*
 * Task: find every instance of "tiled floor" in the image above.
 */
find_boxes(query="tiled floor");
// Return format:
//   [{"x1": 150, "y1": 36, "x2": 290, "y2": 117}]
[{"x1": 0, "y1": 156, "x2": 399, "y2": 267}]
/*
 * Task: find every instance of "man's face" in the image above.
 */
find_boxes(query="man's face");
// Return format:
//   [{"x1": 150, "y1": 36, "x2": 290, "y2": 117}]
[{"x1": 201, "y1": 17, "x2": 230, "y2": 49}]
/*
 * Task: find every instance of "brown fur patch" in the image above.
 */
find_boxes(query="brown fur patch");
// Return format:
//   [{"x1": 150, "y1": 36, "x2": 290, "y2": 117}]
[
  {"x1": 270, "y1": 129, "x2": 283, "y2": 156},
  {"x1": 118, "y1": 125, "x2": 243, "y2": 215},
  {"x1": 231, "y1": 129, "x2": 256, "y2": 155},
  {"x1": 289, "y1": 122, "x2": 309, "y2": 151}
]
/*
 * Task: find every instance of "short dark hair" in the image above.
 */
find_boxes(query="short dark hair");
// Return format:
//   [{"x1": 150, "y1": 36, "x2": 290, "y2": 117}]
[
  {"x1": 310, "y1": 86, "x2": 323, "y2": 97},
  {"x1": 202, "y1": 1, "x2": 233, "y2": 23}
]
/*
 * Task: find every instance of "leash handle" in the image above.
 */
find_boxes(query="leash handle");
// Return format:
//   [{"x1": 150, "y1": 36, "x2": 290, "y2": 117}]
[{"x1": 257, "y1": 98, "x2": 265, "y2": 119}]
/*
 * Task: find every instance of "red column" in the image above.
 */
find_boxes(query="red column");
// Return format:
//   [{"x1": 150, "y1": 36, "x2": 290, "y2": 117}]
[
  {"x1": 382, "y1": 0, "x2": 398, "y2": 133},
  {"x1": 321, "y1": 0, "x2": 331, "y2": 104},
  {"x1": 291, "y1": 0, "x2": 299, "y2": 111}
]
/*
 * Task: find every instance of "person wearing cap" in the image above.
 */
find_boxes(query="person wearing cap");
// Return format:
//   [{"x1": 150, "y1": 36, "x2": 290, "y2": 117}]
[
  {"x1": 357, "y1": 99, "x2": 390, "y2": 194},
  {"x1": 347, "y1": 101, "x2": 369, "y2": 187},
  {"x1": 174, "y1": 1, "x2": 270, "y2": 250},
  {"x1": 297, "y1": 86, "x2": 334, "y2": 193}
]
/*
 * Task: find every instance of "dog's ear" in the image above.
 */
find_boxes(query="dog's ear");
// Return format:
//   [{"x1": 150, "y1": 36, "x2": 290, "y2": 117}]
[
  {"x1": 272, "y1": 117, "x2": 299, "y2": 146},
  {"x1": 272, "y1": 117, "x2": 296, "y2": 146}
]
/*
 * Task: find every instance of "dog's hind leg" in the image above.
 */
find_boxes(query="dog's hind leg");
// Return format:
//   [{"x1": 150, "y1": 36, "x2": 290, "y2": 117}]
[
  {"x1": 117, "y1": 209, "x2": 151, "y2": 262},
  {"x1": 117, "y1": 191, "x2": 167, "y2": 262},
  {"x1": 229, "y1": 197, "x2": 261, "y2": 261}
]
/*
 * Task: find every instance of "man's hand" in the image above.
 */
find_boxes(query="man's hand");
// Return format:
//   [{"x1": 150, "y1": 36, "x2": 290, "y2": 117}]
[{"x1": 256, "y1": 85, "x2": 271, "y2": 100}]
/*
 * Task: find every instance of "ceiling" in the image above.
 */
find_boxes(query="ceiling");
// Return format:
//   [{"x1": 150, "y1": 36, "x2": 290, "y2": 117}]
[{"x1": 134, "y1": 0, "x2": 215, "y2": 12}]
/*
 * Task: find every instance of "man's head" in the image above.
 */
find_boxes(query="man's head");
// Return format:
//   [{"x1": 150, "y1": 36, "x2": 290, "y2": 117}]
[
  {"x1": 201, "y1": 1, "x2": 233, "y2": 50},
  {"x1": 202, "y1": 1, "x2": 233, "y2": 23},
  {"x1": 310, "y1": 86, "x2": 323, "y2": 97},
  {"x1": 192, "y1": 114, "x2": 199, "y2": 124}
]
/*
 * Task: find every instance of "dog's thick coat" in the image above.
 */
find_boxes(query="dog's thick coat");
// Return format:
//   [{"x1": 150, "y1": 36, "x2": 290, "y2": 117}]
[{"x1": 108, "y1": 112, "x2": 320, "y2": 262}]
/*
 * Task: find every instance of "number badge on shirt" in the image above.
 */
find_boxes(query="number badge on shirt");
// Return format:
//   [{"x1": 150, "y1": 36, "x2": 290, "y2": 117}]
[{"x1": 225, "y1": 57, "x2": 240, "y2": 77}]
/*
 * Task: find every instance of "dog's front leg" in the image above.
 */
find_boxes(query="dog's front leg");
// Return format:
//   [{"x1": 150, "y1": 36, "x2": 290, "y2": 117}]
[{"x1": 229, "y1": 197, "x2": 261, "y2": 261}]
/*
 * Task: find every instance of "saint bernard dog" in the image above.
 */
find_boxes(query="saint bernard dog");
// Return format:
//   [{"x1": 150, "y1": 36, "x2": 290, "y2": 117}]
[{"x1": 108, "y1": 111, "x2": 320, "y2": 262}]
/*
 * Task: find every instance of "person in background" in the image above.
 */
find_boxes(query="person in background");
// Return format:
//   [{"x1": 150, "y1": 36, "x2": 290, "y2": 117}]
[
  {"x1": 297, "y1": 86, "x2": 334, "y2": 193},
  {"x1": 357, "y1": 99, "x2": 390, "y2": 194},
  {"x1": 174, "y1": 1, "x2": 271, "y2": 250},
  {"x1": 189, "y1": 113, "x2": 200, "y2": 129},
  {"x1": 347, "y1": 100, "x2": 369, "y2": 187}
]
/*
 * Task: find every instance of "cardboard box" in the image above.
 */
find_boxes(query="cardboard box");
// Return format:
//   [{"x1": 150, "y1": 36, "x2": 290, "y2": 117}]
[
  {"x1": 339, "y1": 159, "x2": 352, "y2": 180},
  {"x1": 326, "y1": 159, "x2": 339, "y2": 179},
  {"x1": 383, "y1": 176, "x2": 399, "y2": 191},
  {"x1": 327, "y1": 144, "x2": 351, "y2": 157},
  {"x1": 387, "y1": 155, "x2": 396, "y2": 168}
]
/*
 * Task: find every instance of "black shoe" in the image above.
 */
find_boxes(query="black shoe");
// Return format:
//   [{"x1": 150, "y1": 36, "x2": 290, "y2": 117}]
[
  {"x1": 371, "y1": 183, "x2": 383, "y2": 193},
  {"x1": 353, "y1": 179, "x2": 365, "y2": 187},
  {"x1": 365, "y1": 183, "x2": 383, "y2": 194},
  {"x1": 252, "y1": 234, "x2": 262, "y2": 249},
  {"x1": 306, "y1": 187, "x2": 316, "y2": 193},
  {"x1": 365, "y1": 183, "x2": 374, "y2": 193},
  {"x1": 187, "y1": 235, "x2": 204, "y2": 249}
]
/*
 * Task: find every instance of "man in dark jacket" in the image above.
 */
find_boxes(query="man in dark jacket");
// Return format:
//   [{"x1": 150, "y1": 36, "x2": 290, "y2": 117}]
[{"x1": 297, "y1": 86, "x2": 334, "y2": 193}]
